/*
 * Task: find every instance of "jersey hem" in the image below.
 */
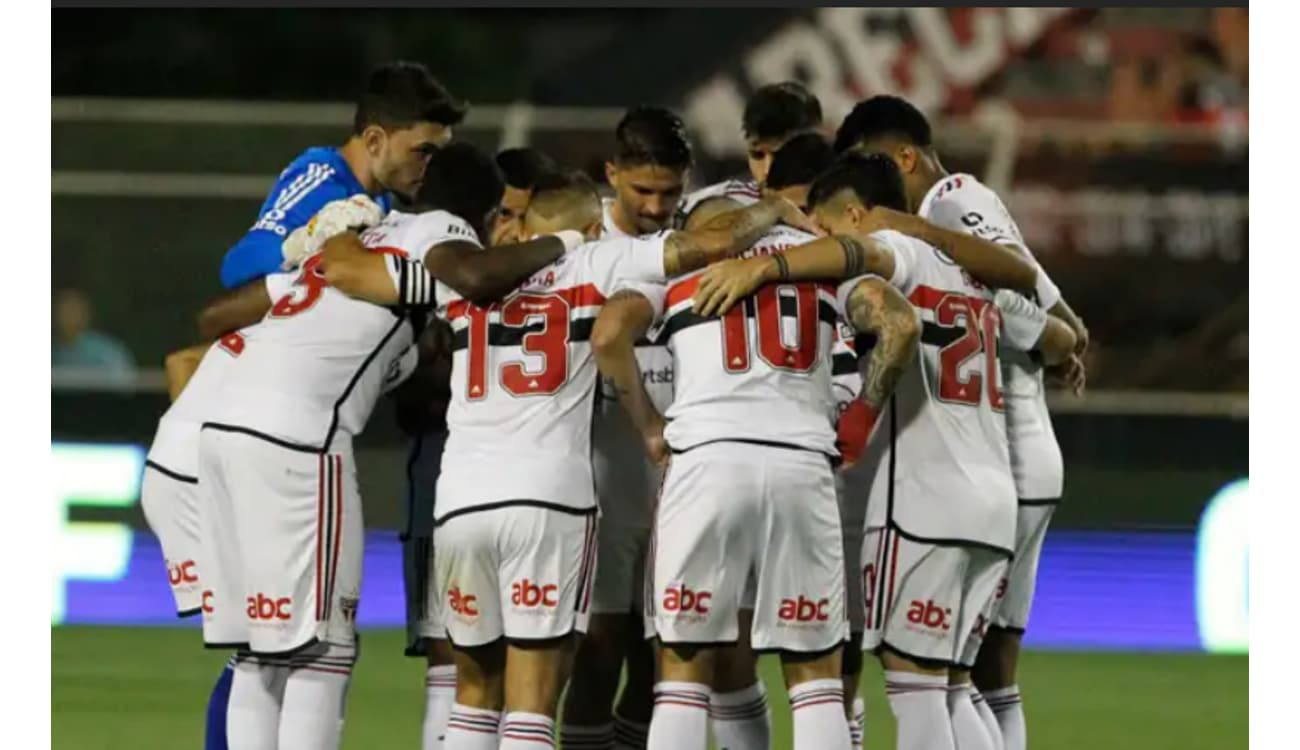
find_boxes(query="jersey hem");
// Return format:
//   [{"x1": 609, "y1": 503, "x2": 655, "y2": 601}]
[
  {"x1": 433, "y1": 499, "x2": 598, "y2": 528},
  {"x1": 1017, "y1": 497, "x2": 1062, "y2": 506},
  {"x1": 201, "y1": 422, "x2": 323, "y2": 454},
  {"x1": 145, "y1": 460, "x2": 198, "y2": 484},
  {"x1": 886, "y1": 522, "x2": 1014, "y2": 559}
]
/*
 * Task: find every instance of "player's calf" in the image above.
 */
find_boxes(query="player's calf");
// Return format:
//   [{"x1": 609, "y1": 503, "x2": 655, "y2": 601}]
[
  {"x1": 423, "y1": 639, "x2": 458, "y2": 750},
  {"x1": 880, "y1": 648, "x2": 956, "y2": 750},
  {"x1": 499, "y1": 636, "x2": 575, "y2": 749},
  {"x1": 647, "y1": 644, "x2": 716, "y2": 750},
  {"x1": 947, "y1": 668, "x2": 999, "y2": 750},
  {"x1": 561, "y1": 613, "x2": 632, "y2": 749},
  {"x1": 277, "y1": 642, "x2": 358, "y2": 750},
  {"x1": 972, "y1": 627, "x2": 1025, "y2": 750},
  {"x1": 708, "y1": 610, "x2": 770, "y2": 750},
  {"x1": 445, "y1": 641, "x2": 505, "y2": 750},
  {"x1": 782, "y1": 646, "x2": 851, "y2": 750}
]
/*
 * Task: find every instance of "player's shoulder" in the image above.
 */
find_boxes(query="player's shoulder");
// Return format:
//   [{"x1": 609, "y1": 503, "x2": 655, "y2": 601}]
[
  {"x1": 748, "y1": 223, "x2": 815, "y2": 256},
  {"x1": 276, "y1": 146, "x2": 347, "y2": 181},
  {"x1": 675, "y1": 178, "x2": 760, "y2": 228},
  {"x1": 928, "y1": 172, "x2": 995, "y2": 204},
  {"x1": 390, "y1": 209, "x2": 481, "y2": 250}
]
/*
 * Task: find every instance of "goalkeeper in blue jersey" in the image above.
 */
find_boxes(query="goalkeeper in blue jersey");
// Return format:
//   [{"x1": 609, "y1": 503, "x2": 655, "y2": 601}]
[{"x1": 202, "y1": 60, "x2": 465, "y2": 750}]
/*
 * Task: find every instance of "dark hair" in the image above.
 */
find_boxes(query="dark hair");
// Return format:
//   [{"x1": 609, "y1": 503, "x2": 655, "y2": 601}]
[
  {"x1": 808, "y1": 152, "x2": 908, "y2": 213},
  {"x1": 496, "y1": 147, "x2": 558, "y2": 190},
  {"x1": 614, "y1": 105, "x2": 692, "y2": 169},
  {"x1": 352, "y1": 61, "x2": 467, "y2": 134},
  {"x1": 833, "y1": 95, "x2": 932, "y2": 154},
  {"x1": 415, "y1": 142, "x2": 504, "y2": 239},
  {"x1": 528, "y1": 170, "x2": 602, "y2": 220},
  {"x1": 765, "y1": 133, "x2": 835, "y2": 191},
  {"x1": 531, "y1": 169, "x2": 600, "y2": 202},
  {"x1": 743, "y1": 82, "x2": 823, "y2": 141}
]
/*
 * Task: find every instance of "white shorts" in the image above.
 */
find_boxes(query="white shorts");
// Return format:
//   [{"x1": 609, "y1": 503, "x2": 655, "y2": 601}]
[
  {"x1": 197, "y1": 427, "x2": 363, "y2": 655},
  {"x1": 990, "y1": 502, "x2": 1057, "y2": 632},
  {"x1": 429, "y1": 504, "x2": 597, "y2": 647},
  {"x1": 650, "y1": 442, "x2": 847, "y2": 653},
  {"x1": 837, "y1": 462, "x2": 871, "y2": 634},
  {"x1": 141, "y1": 462, "x2": 204, "y2": 616},
  {"x1": 861, "y1": 526, "x2": 1008, "y2": 667}
]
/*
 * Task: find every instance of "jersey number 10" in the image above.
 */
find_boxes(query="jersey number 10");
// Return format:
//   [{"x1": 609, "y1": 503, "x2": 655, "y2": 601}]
[{"x1": 720, "y1": 284, "x2": 822, "y2": 373}]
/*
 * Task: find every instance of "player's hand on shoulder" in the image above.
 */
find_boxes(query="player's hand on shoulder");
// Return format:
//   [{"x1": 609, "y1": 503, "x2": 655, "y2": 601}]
[
  {"x1": 694, "y1": 256, "x2": 769, "y2": 317},
  {"x1": 766, "y1": 195, "x2": 823, "y2": 237},
  {"x1": 1047, "y1": 353, "x2": 1087, "y2": 397},
  {"x1": 281, "y1": 195, "x2": 385, "y2": 270}
]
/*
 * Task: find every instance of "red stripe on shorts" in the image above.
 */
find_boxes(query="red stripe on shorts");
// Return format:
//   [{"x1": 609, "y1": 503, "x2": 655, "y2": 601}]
[
  {"x1": 315, "y1": 454, "x2": 325, "y2": 621},
  {"x1": 327, "y1": 454, "x2": 343, "y2": 620}
]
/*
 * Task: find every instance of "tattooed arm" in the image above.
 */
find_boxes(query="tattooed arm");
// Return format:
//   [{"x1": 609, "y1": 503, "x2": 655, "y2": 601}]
[
  {"x1": 836, "y1": 277, "x2": 920, "y2": 466},
  {"x1": 661, "y1": 195, "x2": 820, "y2": 277},
  {"x1": 590, "y1": 291, "x2": 668, "y2": 465}
]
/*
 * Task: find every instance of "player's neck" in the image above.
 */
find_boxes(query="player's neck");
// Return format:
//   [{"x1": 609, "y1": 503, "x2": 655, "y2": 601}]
[
  {"x1": 338, "y1": 138, "x2": 381, "y2": 195},
  {"x1": 909, "y1": 164, "x2": 948, "y2": 215},
  {"x1": 609, "y1": 200, "x2": 638, "y2": 236}
]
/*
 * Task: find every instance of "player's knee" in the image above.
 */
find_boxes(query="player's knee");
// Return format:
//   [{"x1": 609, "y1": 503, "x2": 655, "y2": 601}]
[
  {"x1": 504, "y1": 635, "x2": 576, "y2": 715},
  {"x1": 878, "y1": 644, "x2": 948, "y2": 676},
  {"x1": 660, "y1": 642, "x2": 716, "y2": 683},
  {"x1": 452, "y1": 640, "x2": 506, "y2": 711},
  {"x1": 711, "y1": 637, "x2": 759, "y2": 692},
  {"x1": 780, "y1": 644, "x2": 842, "y2": 687},
  {"x1": 427, "y1": 638, "x2": 456, "y2": 668},
  {"x1": 971, "y1": 626, "x2": 1021, "y2": 690},
  {"x1": 841, "y1": 633, "x2": 865, "y2": 678}
]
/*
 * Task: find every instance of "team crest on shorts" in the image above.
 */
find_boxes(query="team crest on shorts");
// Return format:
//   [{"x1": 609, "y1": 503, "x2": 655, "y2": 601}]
[{"x1": 339, "y1": 594, "x2": 360, "y2": 625}]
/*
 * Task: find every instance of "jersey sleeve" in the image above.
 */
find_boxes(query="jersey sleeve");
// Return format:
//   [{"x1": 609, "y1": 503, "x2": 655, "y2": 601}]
[
  {"x1": 995, "y1": 290, "x2": 1048, "y2": 352},
  {"x1": 927, "y1": 177, "x2": 1062, "y2": 309},
  {"x1": 220, "y1": 159, "x2": 352, "y2": 289},
  {"x1": 383, "y1": 210, "x2": 482, "y2": 309},
  {"x1": 381, "y1": 344, "x2": 421, "y2": 394}
]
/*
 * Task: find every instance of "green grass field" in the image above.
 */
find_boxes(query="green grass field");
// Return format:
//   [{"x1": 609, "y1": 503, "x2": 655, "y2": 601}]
[{"x1": 52, "y1": 627, "x2": 1246, "y2": 750}]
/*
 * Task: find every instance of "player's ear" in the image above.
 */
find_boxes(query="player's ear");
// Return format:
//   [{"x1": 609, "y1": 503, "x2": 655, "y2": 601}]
[
  {"x1": 362, "y1": 125, "x2": 388, "y2": 158},
  {"x1": 582, "y1": 218, "x2": 602, "y2": 241},
  {"x1": 895, "y1": 145, "x2": 919, "y2": 175},
  {"x1": 604, "y1": 161, "x2": 619, "y2": 190}
]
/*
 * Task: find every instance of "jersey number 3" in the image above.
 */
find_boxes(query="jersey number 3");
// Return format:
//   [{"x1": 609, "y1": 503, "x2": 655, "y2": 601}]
[
  {"x1": 269, "y1": 255, "x2": 328, "y2": 318},
  {"x1": 464, "y1": 293, "x2": 571, "y2": 399}
]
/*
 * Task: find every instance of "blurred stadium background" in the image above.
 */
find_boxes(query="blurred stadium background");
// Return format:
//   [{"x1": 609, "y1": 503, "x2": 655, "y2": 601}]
[{"x1": 51, "y1": 7, "x2": 1247, "y2": 749}]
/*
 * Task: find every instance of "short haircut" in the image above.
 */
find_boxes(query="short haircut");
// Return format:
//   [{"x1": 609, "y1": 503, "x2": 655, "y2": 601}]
[
  {"x1": 415, "y1": 141, "x2": 504, "y2": 238},
  {"x1": 614, "y1": 105, "x2": 692, "y2": 169},
  {"x1": 765, "y1": 132, "x2": 835, "y2": 191},
  {"x1": 742, "y1": 82, "x2": 823, "y2": 141},
  {"x1": 808, "y1": 152, "x2": 909, "y2": 213},
  {"x1": 527, "y1": 170, "x2": 602, "y2": 223},
  {"x1": 496, "y1": 147, "x2": 558, "y2": 191},
  {"x1": 833, "y1": 95, "x2": 932, "y2": 154},
  {"x1": 352, "y1": 61, "x2": 467, "y2": 135}
]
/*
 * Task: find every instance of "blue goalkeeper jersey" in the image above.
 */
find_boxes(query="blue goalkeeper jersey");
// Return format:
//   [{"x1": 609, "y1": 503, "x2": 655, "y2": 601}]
[{"x1": 220, "y1": 146, "x2": 392, "y2": 289}]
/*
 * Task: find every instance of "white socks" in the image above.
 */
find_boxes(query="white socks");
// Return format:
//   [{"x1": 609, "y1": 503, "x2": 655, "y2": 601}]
[
  {"x1": 561, "y1": 722, "x2": 616, "y2": 749},
  {"x1": 984, "y1": 686, "x2": 1026, "y2": 750},
  {"x1": 709, "y1": 681, "x2": 771, "y2": 750},
  {"x1": 500, "y1": 711, "x2": 556, "y2": 749},
  {"x1": 947, "y1": 684, "x2": 996, "y2": 750},
  {"x1": 849, "y1": 696, "x2": 866, "y2": 750},
  {"x1": 969, "y1": 686, "x2": 1005, "y2": 750},
  {"x1": 647, "y1": 681, "x2": 710, "y2": 750},
  {"x1": 613, "y1": 713, "x2": 650, "y2": 749},
  {"x1": 885, "y1": 671, "x2": 955, "y2": 750},
  {"x1": 788, "y1": 678, "x2": 850, "y2": 750},
  {"x1": 422, "y1": 665, "x2": 458, "y2": 750},
  {"x1": 444, "y1": 704, "x2": 501, "y2": 750},
  {"x1": 277, "y1": 644, "x2": 357, "y2": 750},
  {"x1": 226, "y1": 656, "x2": 288, "y2": 750}
]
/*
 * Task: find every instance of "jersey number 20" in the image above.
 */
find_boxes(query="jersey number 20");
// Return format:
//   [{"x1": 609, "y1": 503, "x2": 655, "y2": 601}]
[
  {"x1": 932, "y1": 294, "x2": 1004, "y2": 410},
  {"x1": 464, "y1": 293, "x2": 570, "y2": 399}
]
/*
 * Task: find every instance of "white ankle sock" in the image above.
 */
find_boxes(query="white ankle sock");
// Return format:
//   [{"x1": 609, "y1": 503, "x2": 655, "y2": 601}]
[
  {"x1": 947, "y1": 684, "x2": 995, "y2": 750},
  {"x1": 849, "y1": 696, "x2": 866, "y2": 750},
  {"x1": 983, "y1": 686, "x2": 1026, "y2": 750},
  {"x1": 647, "y1": 681, "x2": 710, "y2": 750},
  {"x1": 788, "y1": 678, "x2": 850, "y2": 750},
  {"x1": 969, "y1": 686, "x2": 1004, "y2": 750},
  {"x1": 613, "y1": 712, "x2": 649, "y2": 749},
  {"x1": 422, "y1": 665, "x2": 457, "y2": 750},
  {"x1": 709, "y1": 681, "x2": 770, "y2": 750},
  {"x1": 444, "y1": 704, "x2": 501, "y2": 750},
  {"x1": 561, "y1": 721, "x2": 615, "y2": 750},
  {"x1": 885, "y1": 671, "x2": 955, "y2": 750},
  {"x1": 501, "y1": 711, "x2": 556, "y2": 749},
  {"x1": 226, "y1": 655, "x2": 287, "y2": 750},
  {"x1": 276, "y1": 643, "x2": 357, "y2": 750}
]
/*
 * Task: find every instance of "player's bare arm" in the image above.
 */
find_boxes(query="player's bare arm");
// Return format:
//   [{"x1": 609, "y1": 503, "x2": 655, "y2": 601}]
[
  {"x1": 590, "y1": 291, "x2": 667, "y2": 466},
  {"x1": 195, "y1": 278, "x2": 275, "y2": 339},
  {"x1": 862, "y1": 206, "x2": 1038, "y2": 292},
  {"x1": 693, "y1": 234, "x2": 895, "y2": 316},
  {"x1": 845, "y1": 278, "x2": 920, "y2": 409},
  {"x1": 994, "y1": 289, "x2": 1077, "y2": 368},
  {"x1": 162, "y1": 344, "x2": 209, "y2": 402},
  {"x1": 661, "y1": 195, "x2": 821, "y2": 277},
  {"x1": 1036, "y1": 316, "x2": 1078, "y2": 367}
]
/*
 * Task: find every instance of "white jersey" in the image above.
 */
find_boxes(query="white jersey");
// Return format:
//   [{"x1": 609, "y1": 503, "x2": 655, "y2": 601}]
[
  {"x1": 203, "y1": 209, "x2": 456, "y2": 451},
  {"x1": 145, "y1": 275, "x2": 295, "y2": 478},
  {"x1": 643, "y1": 225, "x2": 850, "y2": 455},
  {"x1": 852, "y1": 230, "x2": 1042, "y2": 552},
  {"x1": 919, "y1": 174, "x2": 1064, "y2": 499},
  {"x1": 433, "y1": 234, "x2": 669, "y2": 522},
  {"x1": 675, "y1": 178, "x2": 761, "y2": 228}
]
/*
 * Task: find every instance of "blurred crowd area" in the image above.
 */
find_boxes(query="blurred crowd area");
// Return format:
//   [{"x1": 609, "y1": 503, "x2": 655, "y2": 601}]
[{"x1": 52, "y1": 7, "x2": 1246, "y2": 392}]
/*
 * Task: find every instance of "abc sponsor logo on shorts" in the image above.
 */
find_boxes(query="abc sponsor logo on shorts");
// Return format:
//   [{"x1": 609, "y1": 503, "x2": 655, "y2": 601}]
[
  {"x1": 246, "y1": 593, "x2": 293, "y2": 625},
  {"x1": 448, "y1": 586, "x2": 479, "y2": 619},
  {"x1": 167, "y1": 559, "x2": 198, "y2": 587},
  {"x1": 661, "y1": 584, "x2": 712, "y2": 621},
  {"x1": 905, "y1": 599, "x2": 953, "y2": 637},
  {"x1": 511, "y1": 579, "x2": 559, "y2": 613},
  {"x1": 778, "y1": 595, "x2": 830, "y2": 628},
  {"x1": 201, "y1": 590, "x2": 215, "y2": 615}
]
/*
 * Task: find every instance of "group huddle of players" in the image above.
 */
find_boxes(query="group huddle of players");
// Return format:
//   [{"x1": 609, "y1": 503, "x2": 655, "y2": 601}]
[{"x1": 139, "y1": 60, "x2": 1089, "y2": 750}]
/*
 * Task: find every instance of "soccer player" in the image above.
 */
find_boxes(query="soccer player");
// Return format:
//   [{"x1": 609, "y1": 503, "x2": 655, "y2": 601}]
[
  {"x1": 321, "y1": 160, "x2": 813, "y2": 750},
  {"x1": 219, "y1": 60, "x2": 465, "y2": 289},
  {"x1": 492, "y1": 147, "x2": 559, "y2": 246},
  {"x1": 588, "y1": 156, "x2": 922, "y2": 750},
  {"x1": 692, "y1": 153, "x2": 1075, "y2": 750},
  {"x1": 833, "y1": 95, "x2": 1089, "y2": 750},
  {"x1": 193, "y1": 143, "x2": 581, "y2": 750}
]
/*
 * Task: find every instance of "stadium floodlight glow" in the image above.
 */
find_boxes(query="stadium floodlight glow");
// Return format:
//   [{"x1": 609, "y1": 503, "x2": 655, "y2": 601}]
[
  {"x1": 52, "y1": 442, "x2": 144, "y2": 625},
  {"x1": 1195, "y1": 478, "x2": 1248, "y2": 654}
]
